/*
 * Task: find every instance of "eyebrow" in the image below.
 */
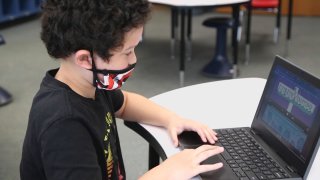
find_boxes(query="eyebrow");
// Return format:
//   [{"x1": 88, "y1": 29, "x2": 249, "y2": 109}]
[
  {"x1": 124, "y1": 46, "x2": 136, "y2": 51},
  {"x1": 124, "y1": 41, "x2": 141, "y2": 51}
]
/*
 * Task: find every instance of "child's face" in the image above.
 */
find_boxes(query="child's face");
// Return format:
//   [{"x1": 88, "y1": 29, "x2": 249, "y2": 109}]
[{"x1": 94, "y1": 27, "x2": 143, "y2": 71}]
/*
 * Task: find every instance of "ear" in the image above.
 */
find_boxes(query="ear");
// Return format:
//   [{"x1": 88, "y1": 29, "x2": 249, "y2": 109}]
[{"x1": 74, "y1": 50, "x2": 92, "y2": 69}]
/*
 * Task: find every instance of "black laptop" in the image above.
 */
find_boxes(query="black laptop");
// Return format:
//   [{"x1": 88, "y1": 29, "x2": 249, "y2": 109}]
[{"x1": 178, "y1": 56, "x2": 320, "y2": 180}]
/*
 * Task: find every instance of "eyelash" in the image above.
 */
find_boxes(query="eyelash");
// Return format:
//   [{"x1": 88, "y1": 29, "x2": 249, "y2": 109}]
[{"x1": 125, "y1": 51, "x2": 133, "y2": 56}]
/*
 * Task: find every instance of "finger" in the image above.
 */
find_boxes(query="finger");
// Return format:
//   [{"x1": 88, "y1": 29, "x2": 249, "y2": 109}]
[
  {"x1": 195, "y1": 146, "x2": 224, "y2": 164},
  {"x1": 212, "y1": 130, "x2": 218, "y2": 136},
  {"x1": 204, "y1": 127, "x2": 218, "y2": 140},
  {"x1": 197, "y1": 162, "x2": 223, "y2": 174},
  {"x1": 210, "y1": 129, "x2": 218, "y2": 141},
  {"x1": 169, "y1": 129, "x2": 179, "y2": 147},
  {"x1": 196, "y1": 129, "x2": 207, "y2": 143},
  {"x1": 195, "y1": 144, "x2": 223, "y2": 155},
  {"x1": 203, "y1": 129, "x2": 216, "y2": 144}
]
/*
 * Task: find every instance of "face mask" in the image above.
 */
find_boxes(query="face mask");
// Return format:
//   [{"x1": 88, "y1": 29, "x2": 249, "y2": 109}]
[{"x1": 89, "y1": 51, "x2": 135, "y2": 90}]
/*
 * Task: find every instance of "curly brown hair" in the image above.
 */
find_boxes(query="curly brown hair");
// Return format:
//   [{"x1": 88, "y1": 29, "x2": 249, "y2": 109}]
[{"x1": 40, "y1": 0, "x2": 150, "y2": 60}]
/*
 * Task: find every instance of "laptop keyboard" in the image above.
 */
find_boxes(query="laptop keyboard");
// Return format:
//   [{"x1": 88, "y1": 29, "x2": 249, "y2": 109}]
[{"x1": 216, "y1": 128, "x2": 291, "y2": 180}]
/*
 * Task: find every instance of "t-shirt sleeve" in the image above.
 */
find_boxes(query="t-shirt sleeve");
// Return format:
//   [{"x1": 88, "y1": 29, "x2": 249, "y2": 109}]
[
  {"x1": 40, "y1": 119, "x2": 102, "y2": 180},
  {"x1": 109, "y1": 89, "x2": 124, "y2": 112}
]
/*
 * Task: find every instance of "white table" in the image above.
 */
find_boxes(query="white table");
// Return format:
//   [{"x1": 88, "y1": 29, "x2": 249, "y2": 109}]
[
  {"x1": 148, "y1": 0, "x2": 250, "y2": 86},
  {"x1": 125, "y1": 78, "x2": 319, "y2": 179}
]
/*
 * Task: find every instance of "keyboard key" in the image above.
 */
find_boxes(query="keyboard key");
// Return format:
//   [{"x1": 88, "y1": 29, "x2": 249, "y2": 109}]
[
  {"x1": 274, "y1": 172, "x2": 283, "y2": 178},
  {"x1": 263, "y1": 171, "x2": 272, "y2": 175},
  {"x1": 230, "y1": 164, "x2": 239, "y2": 168},
  {"x1": 227, "y1": 160, "x2": 235, "y2": 164},
  {"x1": 266, "y1": 174, "x2": 276, "y2": 179},
  {"x1": 219, "y1": 129, "x2": 228, "y2": 135},
  {"x1": 283, "y1": 173, "x2": 290, "y2": 178},
  {"x1": 256, "y1": 173, "x2": 267, "y2": 180},
  {"x1": 240, "y1": 177, "x2": 250, "y2": 180},
  {"x1": 242, "y1": 167, "x2": 251, "y2": 171},
  {"x1": 239, "y1": 163, "x2": 248, "y2": 167},
  {"x1": 245, "y1": 171, "x2": 259, "y2": 180},
  {"x1": 252, "y1": 168, "x2": 260, "y2": 173},
  {"x1": 221, "y1": 150, "x2": 232, "y2": 160}
]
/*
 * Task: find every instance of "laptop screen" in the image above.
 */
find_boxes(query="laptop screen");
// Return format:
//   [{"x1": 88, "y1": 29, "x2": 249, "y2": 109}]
[{"x1": 252, "y1": 56, "x2": 320, "y2": 176}]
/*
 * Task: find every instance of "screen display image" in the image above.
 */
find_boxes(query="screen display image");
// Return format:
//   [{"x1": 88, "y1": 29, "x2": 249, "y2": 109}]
[{"x1": 257, "y1": 64, "x2": 320, "y2": 161}]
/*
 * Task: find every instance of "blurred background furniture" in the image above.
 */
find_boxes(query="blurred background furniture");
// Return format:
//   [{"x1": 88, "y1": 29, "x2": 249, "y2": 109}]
[
  {"x1": 242, "y1": 0, "x2": 281, "y2": 44},
  {"x1": 0, "y1": 0, "x2": 42, "y2": 107},
  {"x1": 149, "y1": 0, "x2": 250, "y2": 86},
  {"x1": 0, "y1": 33, "x2": 4, "y2": 45},
  {"x1": 201, "y1": 17, "x2": 234, "y2": 78},
  {"x1": 0, "y1": 0, "x2": 41, "y2": 24},
  {"x1": 245, "y1": 0, "x2": 294, "y2": 64},
  {"x1": 0, "y1": 86, "x2": 12, "y2": 106},
  {"x1": 0, "y1": 33, "x2": 12, "y2": 106}
]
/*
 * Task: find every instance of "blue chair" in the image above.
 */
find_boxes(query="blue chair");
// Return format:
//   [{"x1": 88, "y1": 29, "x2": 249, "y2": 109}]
[
  {"x1": 0, "y1": 35, "x2": 12, "y2": 106},
  {"x1": 202, "y1": 17, "x2": 234, "y2": 78},
  {"x1": 0, "y1": 87, "x2": 12, "y2": 106}
]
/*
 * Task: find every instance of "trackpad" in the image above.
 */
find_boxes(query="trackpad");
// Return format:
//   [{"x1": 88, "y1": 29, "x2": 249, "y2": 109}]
[
  {"x1": 178, "y1": 131, "x2": 238, "y2": 179},
  {"x1": 200, "y1": 155, "x2": 238, "y2": 180}
]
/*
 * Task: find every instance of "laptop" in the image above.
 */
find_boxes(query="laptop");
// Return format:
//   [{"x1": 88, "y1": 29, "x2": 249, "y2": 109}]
[{"x1": 178, "y1": 56, "x2": 320, "y2": 180}]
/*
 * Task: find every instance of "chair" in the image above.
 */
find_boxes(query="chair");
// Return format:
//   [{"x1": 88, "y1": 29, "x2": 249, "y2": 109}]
[
  {"x1": 0, "y1": 86, "x2": 12, "y2": 106},
  {"x1": 0, "y1": 35, "x2": 12, "y2": 106},
  {"x1": 244, "y1": 0, "x2": 282, "y2": 64},
  {"x1": 202, "y1": 17, "x2": 234, "y2": 78},
  {"x1": 0, "y1": 34, "x2": 5, "y2": 45},
  {"x1": 252, "y1": 0, "x2": 281, "y2": 42}
]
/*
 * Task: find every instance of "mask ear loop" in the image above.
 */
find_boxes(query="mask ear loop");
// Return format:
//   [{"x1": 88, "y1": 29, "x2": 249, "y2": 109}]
[{"x1": 90, "y1": 50, "x2": 99, "y2": 89}]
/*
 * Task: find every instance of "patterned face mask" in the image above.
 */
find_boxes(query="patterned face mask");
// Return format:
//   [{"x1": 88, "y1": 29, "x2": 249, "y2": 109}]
[{"x1": 89, "y1": 51, "x2": 135, "y2": 90}]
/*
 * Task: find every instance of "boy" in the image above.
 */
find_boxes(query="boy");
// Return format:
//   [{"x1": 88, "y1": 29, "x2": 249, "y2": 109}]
[{"x1": 20, "y1": 0, "x2": 224, "y2": 179}]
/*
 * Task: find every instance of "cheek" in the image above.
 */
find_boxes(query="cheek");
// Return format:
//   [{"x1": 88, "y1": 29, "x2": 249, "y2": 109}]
[
  {"x1": 107, "y1": 56, "x2": 130, "y2": 70},
  {"x1": 97, "y1": 74, "x2": 105, "y2": 81},
  {"x1": 129, "y1": 53, "x2": 137, "y2": 64}
]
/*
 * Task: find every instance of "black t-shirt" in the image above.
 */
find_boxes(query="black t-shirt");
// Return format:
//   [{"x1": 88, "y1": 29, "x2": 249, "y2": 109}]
[{"x1": 20, "y1": 69, "x2": 126, "y2": 180}]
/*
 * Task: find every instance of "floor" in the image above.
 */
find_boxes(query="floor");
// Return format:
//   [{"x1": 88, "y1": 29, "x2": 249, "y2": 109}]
[{"x1": 0, "y1": 6, "x2": 319, "y2": 180}]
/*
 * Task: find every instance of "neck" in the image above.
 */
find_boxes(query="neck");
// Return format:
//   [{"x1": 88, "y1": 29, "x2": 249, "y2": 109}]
[{"x1": 55, "y1": 61, "x2": 96, "y2": 99}]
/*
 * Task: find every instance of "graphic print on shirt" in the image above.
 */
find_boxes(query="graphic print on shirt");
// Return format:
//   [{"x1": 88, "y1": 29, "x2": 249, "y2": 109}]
[{"x1": 104, "y1": 112, "x2": 114, "y2": 179}]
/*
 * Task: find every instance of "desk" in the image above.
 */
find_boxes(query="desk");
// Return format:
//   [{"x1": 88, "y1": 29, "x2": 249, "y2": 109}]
[
  {"x1": 148, "y1": 0, "x2": 250, "y2": 86},
  {"x1": 125, "y1": 78, "x2": 320, "y2": 179}
]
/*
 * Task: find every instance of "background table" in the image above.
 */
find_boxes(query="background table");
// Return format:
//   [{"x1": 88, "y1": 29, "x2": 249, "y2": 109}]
[
  {"x1": 125, "y1": 78, "x2": 319, "y2": 179},
  {"x1": 148, "y1": 0, "x2": 250, "y2": 86}
]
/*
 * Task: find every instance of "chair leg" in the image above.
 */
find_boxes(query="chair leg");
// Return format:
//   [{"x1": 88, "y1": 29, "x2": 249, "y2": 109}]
[
  {"x1": 245, "y1": 3, "x2": 252, "y2": 65},
  {"x1": 171, "y1": 8, "x2": 178, "y2": 60},
  {"x1": 274, "y1": 0, "x2": 282, "y2": 44},
  {"x1": 186, "y1": 9, "x2": 192, "y2": 61},
  {"x1": 237, "y1": 9, "x2": 245, "y2": 42},
  {"x1": 285, "y1": 0, "x2": 293, "y2": 57}
]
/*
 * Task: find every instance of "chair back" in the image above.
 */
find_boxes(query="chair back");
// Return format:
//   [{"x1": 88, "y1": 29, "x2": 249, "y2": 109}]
[{"x1": 252, "y1": 0, "x2": 279, "y2": 8}]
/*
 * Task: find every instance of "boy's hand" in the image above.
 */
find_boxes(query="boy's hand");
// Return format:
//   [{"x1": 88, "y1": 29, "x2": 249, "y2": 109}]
[{"x1": 166, "y1": 116, "x2": 218, "y2": 147}]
